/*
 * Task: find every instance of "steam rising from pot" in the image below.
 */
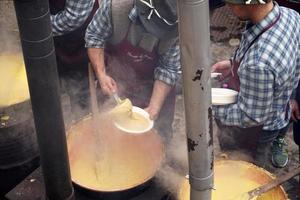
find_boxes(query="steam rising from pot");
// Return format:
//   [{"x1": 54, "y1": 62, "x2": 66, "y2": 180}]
[{"x1": 0, "y1": 1, "x2": 21, "y2": 54}]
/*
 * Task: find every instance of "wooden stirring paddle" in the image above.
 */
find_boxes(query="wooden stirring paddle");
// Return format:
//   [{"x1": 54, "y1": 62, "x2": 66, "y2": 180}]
[
  {"x1": 88, "y1": 63, "x2": 102, "y2": 181},
  {"x1": 228, "y1": 166, "x2": 300, "y2": 200}
]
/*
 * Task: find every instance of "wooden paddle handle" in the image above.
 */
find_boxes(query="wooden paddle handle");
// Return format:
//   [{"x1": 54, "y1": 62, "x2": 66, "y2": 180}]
[
  {"x1": 88, "y1": 63, "x2": 100, "y2": 118},
  {"x1": 248, "y1": 167, "x2": 300, "y2": 198}
]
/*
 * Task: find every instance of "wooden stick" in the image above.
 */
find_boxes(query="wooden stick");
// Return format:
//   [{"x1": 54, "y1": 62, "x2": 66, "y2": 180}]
[
  {"x1": 228, "y1": 166, "x2": 300, "y2": 200},
  {"x1": 247, "y1": 166, "x2": 300, "y2": 199},
  {"x1": 88, "y1": 63, "x2": 102, "y2": 181},
  {"x1": 88, "y1": 63, "x2": 100, "y2": 120}
]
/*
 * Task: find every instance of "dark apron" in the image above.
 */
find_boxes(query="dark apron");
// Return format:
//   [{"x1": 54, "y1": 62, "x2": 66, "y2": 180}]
[
  {"x1": 105, "y1": 26, "x2": 176, "y2": 140},
  {"x1": 217, "y1": 12, "x2": 281, "y2": 151},
  {"x1": 293, "y1": 83, "x2": 300, "y2": 145},
  {"x1": 294, "y1": 118, "x2": 300, "y2": 145}
]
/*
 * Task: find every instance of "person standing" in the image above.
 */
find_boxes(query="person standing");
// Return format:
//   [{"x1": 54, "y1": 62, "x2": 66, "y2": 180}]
[
  {"x1": 85, "y1": 0, "x2": 180, "y2": 142},
  {"x1": 212, "y1": 0, "x2": 300, "y2": 169},
  {"x1": 50, "y1": 0, "x2": 98, "y2": 121}
]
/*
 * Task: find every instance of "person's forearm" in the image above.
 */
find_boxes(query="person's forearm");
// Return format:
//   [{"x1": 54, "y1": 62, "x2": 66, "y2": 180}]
[
  {"x1": 87, "y1": 48, "x2": 106, "y2": 79},
  {"x1": 88, "y1": 47, "x2": 117, "y2": 95},
  {"x1": 149, "y1": 80, "x2": 172, "y2": 112}
]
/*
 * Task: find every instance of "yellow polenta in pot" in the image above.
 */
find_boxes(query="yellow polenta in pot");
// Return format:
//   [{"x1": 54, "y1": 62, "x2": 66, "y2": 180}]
[
  {"x1": 0, "y1": 53, "x2": 29, "y2": 107},
  {"x1": 67, "y1": 115, "x2": 164, "y2": 192},
  {"x1": 179, "y1": 160, "x2": 287, "y2": 200}
]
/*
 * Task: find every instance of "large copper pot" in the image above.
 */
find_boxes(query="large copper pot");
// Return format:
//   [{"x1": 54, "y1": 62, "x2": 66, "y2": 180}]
[
  {"x1": 0, "y1": 52, "x2": 39, "y2": 196},
  {"x1": 0, "y1": 52, "x2": 30, "y2": 108},
  {"x1": 179, "y1": 160, "x2": 288, "y2": 200},
  {"x1": 67, "y1": 115, "x2": 164, "y2": 199}
]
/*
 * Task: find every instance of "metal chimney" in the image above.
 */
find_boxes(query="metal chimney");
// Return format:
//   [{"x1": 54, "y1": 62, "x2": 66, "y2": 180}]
[
  {"x1": 13, "y1": 0, "x2": 74, "y2": 199},
  {"x1": 177, "y1": 0, "x2": 214, "y2": 199}
]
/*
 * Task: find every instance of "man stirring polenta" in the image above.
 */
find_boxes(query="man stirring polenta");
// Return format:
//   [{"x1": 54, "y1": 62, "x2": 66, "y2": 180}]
[{"x1": 85, "y1": 0, "x2": 180, "y2": 141}]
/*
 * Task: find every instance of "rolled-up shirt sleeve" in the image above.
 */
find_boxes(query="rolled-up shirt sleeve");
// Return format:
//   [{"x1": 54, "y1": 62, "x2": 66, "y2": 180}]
[
  {"x1": 85, "y1": 0, "x2": 112, "y2": 48},
  {"x1": 213, "y1": 64, "x2": 274, "y2": 128},
  {"x1": 154, "y1": 40, "x2": 181, "y2": 86},
  {"x1": 51, "y1": 0, "x2": 95, "y2": 36}
]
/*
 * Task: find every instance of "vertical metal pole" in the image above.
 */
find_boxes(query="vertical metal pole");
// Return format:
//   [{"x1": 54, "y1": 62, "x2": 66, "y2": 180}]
[
  {"x1": 13, "y1": 0, "x2": 74, "y2": 199},
  {"x1": 177, "y1": 0, "x2": 214, "y2": 200}
]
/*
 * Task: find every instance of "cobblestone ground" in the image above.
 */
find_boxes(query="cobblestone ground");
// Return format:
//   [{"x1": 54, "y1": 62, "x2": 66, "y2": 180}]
[{"x1": 172, "y1": 6, "x2": 299, "y2": 200}]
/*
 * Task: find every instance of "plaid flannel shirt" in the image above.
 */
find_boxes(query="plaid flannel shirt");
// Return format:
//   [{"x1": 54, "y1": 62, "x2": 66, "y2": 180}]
[
  {"x1": 85, "y1": 0, "x2": 180, "y2": 86},
  {"x1": 51, "y1": 0, "x2": 95, "y2": 36},
  {"x1": 214, "y1": 4, "x2": 300, "y2": 131}
]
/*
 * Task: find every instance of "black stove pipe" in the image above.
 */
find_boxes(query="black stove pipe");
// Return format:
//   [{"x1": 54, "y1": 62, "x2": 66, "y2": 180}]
[{"x1": 13, "y1": 0, "x2": 74, "y2": 199}]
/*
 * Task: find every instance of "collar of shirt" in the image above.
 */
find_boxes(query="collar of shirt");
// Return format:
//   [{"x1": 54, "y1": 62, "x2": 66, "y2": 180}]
[{"x1": 241, "y1": 2, "x2": 280, "y2": 46}]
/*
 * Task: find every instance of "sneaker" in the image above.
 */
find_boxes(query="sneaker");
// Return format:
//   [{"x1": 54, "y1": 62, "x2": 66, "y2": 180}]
[{"x1": 271, "y1": 138, "x2": 289, "y2": 168}]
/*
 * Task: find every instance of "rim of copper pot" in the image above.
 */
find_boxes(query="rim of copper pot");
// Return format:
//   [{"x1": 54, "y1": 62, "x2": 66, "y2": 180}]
[
  {"x1": 66, "y1": 114, "x2": 166, "y2": 193},
  {"x1": 73, "y1": 177, "x2": 154, "y2": 199},
  {"x1": 178, "y1": 160, "x2": 288, "y2": 200}
]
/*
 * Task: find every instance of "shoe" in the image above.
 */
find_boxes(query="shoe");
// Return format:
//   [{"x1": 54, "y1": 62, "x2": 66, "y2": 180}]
[{"x1": 271, "y1": 138, "x2": 289, "y2": 168}]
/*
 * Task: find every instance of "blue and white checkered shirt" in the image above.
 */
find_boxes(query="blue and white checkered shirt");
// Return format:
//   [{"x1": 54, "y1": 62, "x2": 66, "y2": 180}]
[
  {"x1": 85, "y1": 0, "x2": 180, "y2": 86},
  {"x1": 214, "y1": 3, "x2": 300, "y2": 131},
  {"x1": 51, "y1": 0, "x2": 95, "y2": 36}
]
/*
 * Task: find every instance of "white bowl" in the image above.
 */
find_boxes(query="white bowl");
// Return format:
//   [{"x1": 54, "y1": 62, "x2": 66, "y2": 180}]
[
  {"x1": 114, "y1": 106, "x2": 154, "y2": 134},
  {"x1": 211, "y1": 88, "x2": 238, "y2": 105}
]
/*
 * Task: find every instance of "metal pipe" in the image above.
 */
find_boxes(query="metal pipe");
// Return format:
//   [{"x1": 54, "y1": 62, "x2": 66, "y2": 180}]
[
  {"x1": 177, "y1": 0, "x2": 214, "y2": 199},
  {"x1": 13, "y1": 0, "x2": 74, "y2": 199}
]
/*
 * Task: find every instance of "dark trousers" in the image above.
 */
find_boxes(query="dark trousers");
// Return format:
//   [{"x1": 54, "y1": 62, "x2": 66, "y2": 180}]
[
  {"x1": 216, "y1": 119, "x2": 289, "y2": 168},
  {"x1": 294, "y1": 121, "x2": 300, "y2": 145},
  {"x1": 255, "y1": 126, "x2": 289, "y2": 168},
  {"x1": 293, "y1": 92, "x2": 300, "y2": 145}
]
